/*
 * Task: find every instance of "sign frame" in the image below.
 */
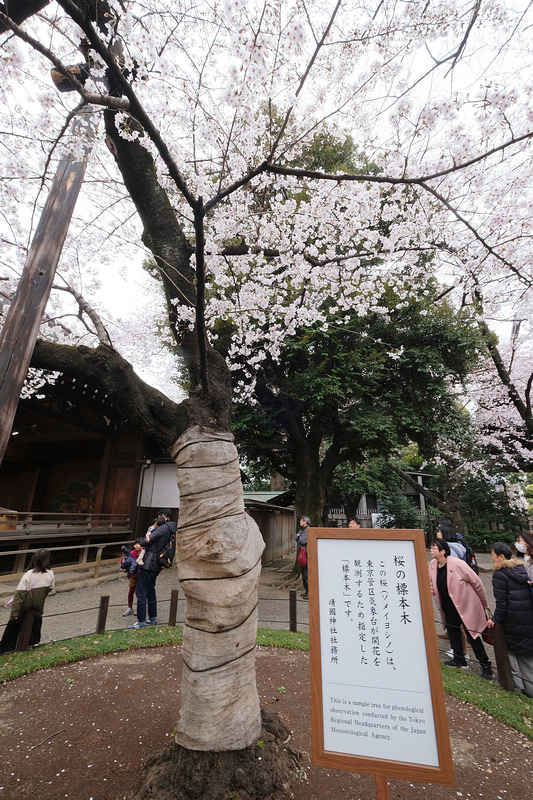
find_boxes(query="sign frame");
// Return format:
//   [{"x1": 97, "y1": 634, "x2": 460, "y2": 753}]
[{"x1": 308, "y1": 527, "x2": 454, "y2": 787}]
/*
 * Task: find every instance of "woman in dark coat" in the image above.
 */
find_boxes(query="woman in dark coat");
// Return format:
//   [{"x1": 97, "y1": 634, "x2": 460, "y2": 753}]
[{"x1": 487, "y1": 541, "x2": 533, "y2": 697}]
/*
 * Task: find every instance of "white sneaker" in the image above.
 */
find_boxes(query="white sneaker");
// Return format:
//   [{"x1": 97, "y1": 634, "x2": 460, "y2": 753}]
[
  {"x1": 122, "y1": 607, "x2": 133, "y2": 617},
  {"x1": 445, "y1": 649, "x2": 471, "y2": 660}
]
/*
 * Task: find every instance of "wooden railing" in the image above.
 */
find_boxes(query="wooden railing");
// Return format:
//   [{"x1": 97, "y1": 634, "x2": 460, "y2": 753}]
[
  {"x1": 0, "y1": 540, "x2": 128, "y2": 581},
  {"x1": 0, "y1": 511, "x2": 131, "y2": 538},
  {"x1": 0, "y1": 512, "x2": 133, "y2": 576}
]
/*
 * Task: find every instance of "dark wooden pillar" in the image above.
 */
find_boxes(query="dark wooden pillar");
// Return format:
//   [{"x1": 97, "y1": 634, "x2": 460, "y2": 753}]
[{"x1": 0, "y1": 112, "x2": 95, "y2": 465}]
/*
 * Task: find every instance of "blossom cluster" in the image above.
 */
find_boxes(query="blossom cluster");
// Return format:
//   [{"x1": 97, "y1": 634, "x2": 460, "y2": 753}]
[{"x1": 0, "y1": 0, "x2": 532, "y2": 455}]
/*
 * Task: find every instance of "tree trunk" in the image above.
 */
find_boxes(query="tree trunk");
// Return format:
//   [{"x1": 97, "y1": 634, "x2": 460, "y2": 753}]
[
  {"x1": 171, "y1": 425, "x2": 265, "y2": 750},
  {"x1": 293, "y1": 456, "x2": 328, "y2": 527}
]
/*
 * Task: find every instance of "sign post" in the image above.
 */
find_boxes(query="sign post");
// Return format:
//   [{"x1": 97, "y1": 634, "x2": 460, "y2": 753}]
[{"x1": 308, "y1": 528, "x2": 454, "y2": 798}]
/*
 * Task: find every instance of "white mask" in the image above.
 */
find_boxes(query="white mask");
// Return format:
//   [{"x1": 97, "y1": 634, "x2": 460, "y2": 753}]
[{"x1": 515, "y1": 541, "x2": 527, "y2": 554}]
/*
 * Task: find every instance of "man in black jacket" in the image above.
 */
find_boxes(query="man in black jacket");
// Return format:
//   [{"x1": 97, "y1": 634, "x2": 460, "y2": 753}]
[{"x1": 130, "y1": 508, "x2": 177, "y2": 629}]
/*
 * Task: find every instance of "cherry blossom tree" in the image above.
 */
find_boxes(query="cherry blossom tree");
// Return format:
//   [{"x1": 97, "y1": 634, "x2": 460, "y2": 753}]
[{"x1": 2, "y1": 1, "x2": 533, "y2": 795}]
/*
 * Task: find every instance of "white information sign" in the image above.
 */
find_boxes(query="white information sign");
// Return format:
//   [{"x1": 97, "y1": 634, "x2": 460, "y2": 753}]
[{"x1": 317, "y1": 536, "x2": 438, "y2": 767}]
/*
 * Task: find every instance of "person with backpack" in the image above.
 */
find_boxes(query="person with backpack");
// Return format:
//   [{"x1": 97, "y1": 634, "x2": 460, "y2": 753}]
[{"x1": 129, "y1": 508, "x2": 176, "y2": 629}]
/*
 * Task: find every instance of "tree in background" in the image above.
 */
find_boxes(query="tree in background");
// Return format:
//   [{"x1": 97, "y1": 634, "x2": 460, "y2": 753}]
[
  {"x1": 388, "y1": 420, "x2": 529, "y2": 542},
  {"x1": 230, "y1": 283, "x2": 482, "y2": 524},
  {"x1": 330, "y1": 456, "x2": 430, "y2": 529}
]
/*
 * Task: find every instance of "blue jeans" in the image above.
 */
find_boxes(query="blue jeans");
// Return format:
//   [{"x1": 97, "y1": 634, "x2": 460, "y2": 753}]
[{"x1": 136, "y1": 570, "x2": 158, "y2": 623}]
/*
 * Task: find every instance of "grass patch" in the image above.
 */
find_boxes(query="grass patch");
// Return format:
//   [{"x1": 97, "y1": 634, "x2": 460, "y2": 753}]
[
  {"x1": 256, "y1": 628, "x2": 309, "y2": 651},
  {"x1": 0, "y1": 625, "x2": 183, "y2": 682},
  {"x1": 0, "y1": 627, "x2": 307, "y2": 682},
  {"x1": 442, "y1": 664, "x2": 533, "y2": 740},
  {"x1": 2, "y1": 626, "x2": 532, "y2": 742}
]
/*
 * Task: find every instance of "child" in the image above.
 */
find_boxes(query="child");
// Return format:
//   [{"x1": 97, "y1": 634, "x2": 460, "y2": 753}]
[
  {"x1": 120, "y1": 541, "x2": 141, "y2": 616},
  {"x1": 0, "y1": 549, "x2": 55, "y2": 654}
]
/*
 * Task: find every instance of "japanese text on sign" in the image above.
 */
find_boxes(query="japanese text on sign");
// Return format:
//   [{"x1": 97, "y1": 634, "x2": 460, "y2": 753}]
[{"x1": 318, "y1": 537, "x2": 439, "y2": 767}]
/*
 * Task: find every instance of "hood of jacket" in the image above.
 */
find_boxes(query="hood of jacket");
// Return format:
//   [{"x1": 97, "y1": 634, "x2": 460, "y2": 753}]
[{"x1": 492, "y1": 558, "x2": 530, "y2": 583}]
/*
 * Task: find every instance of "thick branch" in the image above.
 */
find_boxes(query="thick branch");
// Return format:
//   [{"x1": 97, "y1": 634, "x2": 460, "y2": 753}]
[
  {"x1": 478, "y1": 318, "x2": 533, "y2": 434},
  {"x1": 103, "y1": 111, "x2": 195, "y2": 331},
  {"x1": 193, "y1": 200, "x2": 209, "y2": 394},
  {"x1": 57, "y1": 0, "x2": 197, "y2": 208},
  {"x1": 319, "y1": 436, "x2": 346, "y2": 480},
  {"x1": 30, "y1": 339, "x2": 190, "y2": 449},
  {"x1": 0, "y1": 11, "x2": 128, "y2": 109}
]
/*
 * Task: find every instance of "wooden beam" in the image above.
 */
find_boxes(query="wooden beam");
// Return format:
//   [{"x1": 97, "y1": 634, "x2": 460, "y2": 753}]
[{"x1": 0, "y1": 112, "x2": 95, "y2": 465}]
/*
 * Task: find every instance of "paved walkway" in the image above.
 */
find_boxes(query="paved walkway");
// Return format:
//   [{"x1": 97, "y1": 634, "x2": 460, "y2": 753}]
[
  {"x1": 0, "y1": 555, "x2": 310, "y2": 644},
  {"x1": 0, "y1": 551, "x2": 496, "y2": 655}
]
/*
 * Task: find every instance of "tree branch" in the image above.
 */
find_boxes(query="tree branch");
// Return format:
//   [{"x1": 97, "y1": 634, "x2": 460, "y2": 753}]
[
  {"x1": 0, "y1": 11, "x2": 129, "y2": 109},
  {"x1": 387, "y1": 462, "x2": 445, "y2": 510},
  {"x1": 477, "y1": 317, "x2": 533, "y2": 434},
  {"x1": 53, "y1": 284, "x2": 113, "y2": 347},
  {"x1": 263, "y1": 159, "x2": 533, "y2": 287},
  {"x1": 0, "y1": 0, "x2": 49, "y2": 32},
  {"x1": 56, "y1": 0, "x2": 197, "y2": 208},
  {"x1": 30, "y1": 339, "x2": 190, "y2": 449}
]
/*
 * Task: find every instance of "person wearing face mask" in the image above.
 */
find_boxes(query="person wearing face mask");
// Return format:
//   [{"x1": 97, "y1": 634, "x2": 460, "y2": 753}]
[{"x1": 515, "y1": 533, "x2": 533, "y2": 580}]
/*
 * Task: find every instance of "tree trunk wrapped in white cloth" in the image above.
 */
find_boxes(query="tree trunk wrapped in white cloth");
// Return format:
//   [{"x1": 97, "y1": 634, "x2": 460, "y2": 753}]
[{"x1": 172, "y1": 426, "x2": 265, "y2": 751}]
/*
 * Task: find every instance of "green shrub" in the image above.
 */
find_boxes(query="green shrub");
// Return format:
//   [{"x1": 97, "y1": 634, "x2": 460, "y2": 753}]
[{"x1": 465, "y1": 522, "x2": 515, "y2": 552}]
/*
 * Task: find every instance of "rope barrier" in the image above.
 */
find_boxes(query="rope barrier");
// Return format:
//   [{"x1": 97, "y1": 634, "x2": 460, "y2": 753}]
[{"x1": 0, "y1": 591, "x2": 513, "y2": 691}]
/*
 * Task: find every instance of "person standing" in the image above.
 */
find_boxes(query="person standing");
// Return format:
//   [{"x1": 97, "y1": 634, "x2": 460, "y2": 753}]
[
  {"x1": 436, "y1": 520, "x2": 467, "y2": 561},
  {"x1": 295, "y1": 516, "x2": 310, "y2": 600},
  {"x1": 429, "y1": 539, "x2": 493, "y2": 679},
  {"x1": 130, "y1": 509, "x2": 176, "y2": 629},
  {"x1": 487, "y1": 541, "x2": 533, "y2": 697},
  {"x1": 515, "y1": 532, "x2": 533, "y2": 579},
  {"x1": 348, "y1": 517, "x2": 361, "y2": 529},
  {"x1": 120, "y1": 541, "x2": 142, "y2": 617},
  {"x1": 0, "y1": 549, "x2": 55, "y2": 653}
]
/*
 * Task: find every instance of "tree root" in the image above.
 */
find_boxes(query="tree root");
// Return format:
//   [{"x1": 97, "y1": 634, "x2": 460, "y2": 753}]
[{"x1": 135, "y1": 708, "x2": 302, "y2": 800}]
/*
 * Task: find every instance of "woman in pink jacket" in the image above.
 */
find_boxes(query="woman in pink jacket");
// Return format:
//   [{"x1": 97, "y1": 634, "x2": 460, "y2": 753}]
[{"x1": 429, "y1": 539, "x2": 493, "y2": 679}]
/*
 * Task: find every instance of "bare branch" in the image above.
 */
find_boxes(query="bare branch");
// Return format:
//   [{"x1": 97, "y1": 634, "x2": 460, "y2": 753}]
[
  {"x1": 53, "y1": 283, "x2": 114, "y2": 347},
  {"x1": 267, "y1": 0, "x2": 343, "y2": 161}
]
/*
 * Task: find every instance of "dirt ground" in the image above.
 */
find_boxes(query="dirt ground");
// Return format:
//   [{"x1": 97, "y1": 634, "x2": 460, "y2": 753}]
[{"x1": 1, "y1": 643, "x2": 532, "y2": 800}]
